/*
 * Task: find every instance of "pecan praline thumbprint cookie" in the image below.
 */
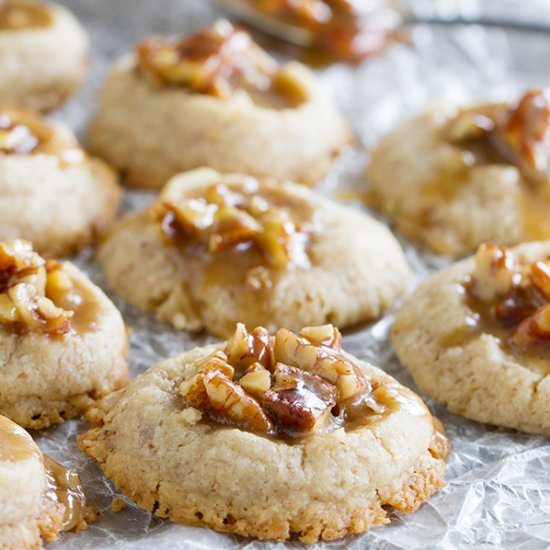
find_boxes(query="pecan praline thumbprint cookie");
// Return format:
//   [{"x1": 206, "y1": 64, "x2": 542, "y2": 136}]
[
  {"x1": 0, "y1": 415, "x2": 95, "y2": 548},
  {"x1": 393, "y1": 241, "x2": 550, "y2": 435},
  {"x1": 98, "y1": 167, "x2": 411, "y2": 338},
  {"x1": 88, "y1": 20, "x2": 351, "y2": 188},
  {"x1": 0, "y1": 0, "x2": 88, "y2": 111},
  {"x1": 0, "y1": 240, "x2": 128, "y2": 429},
  {"x1": 0, "y1": 107, "x2": 121, "y2": 257},
  {"x1": 367, "y1": 88, "x2": 550, "y2": 255},
  {"x1": 78, "y1": 323, "x2": 450, "y2": 543}
]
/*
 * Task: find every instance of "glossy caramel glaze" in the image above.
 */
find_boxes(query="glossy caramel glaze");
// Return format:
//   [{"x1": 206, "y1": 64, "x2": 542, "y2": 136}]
[
  {"x1": 44, "y1": 455, "x2": 94, "y2": 532},
  {"x1": 0, "y1": 0, "x2": 52, "y2": 31},
  {"x1": 136, "y1": 20, "x2": 308, "y2": 108},
  {"x1": 0, "y1": 415, "x2": 41, "y2": 462}
]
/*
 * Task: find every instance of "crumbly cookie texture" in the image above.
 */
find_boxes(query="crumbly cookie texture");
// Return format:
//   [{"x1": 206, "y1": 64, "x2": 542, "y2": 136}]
[
  {"x1": 0, "y1": 240, "x2": 128, "y2": 429},
  {"x1": 0, "y1": 415, "x2": 95, "y2": 548},
  {"x1": 393, "y1": 240, "x2": 550, "y2": 435},
  {"x1": 79, "y1": 324, "x2": 449, "y2": 543},
  {"x1": 0, "y1": 1, "x2": 88, "y2": 111},
  {"x1": 88, "y1": 20, "x2": 350, "y2": 188},
  {"x1": 98, "y1": 167, "x2": 411, "y2": 338},
  {"x1": 366, "y1": 89, "x2": 550, "y2": 255},
  {"x1": 0, "y1": 107, "x2": 121, "y2": 257}
]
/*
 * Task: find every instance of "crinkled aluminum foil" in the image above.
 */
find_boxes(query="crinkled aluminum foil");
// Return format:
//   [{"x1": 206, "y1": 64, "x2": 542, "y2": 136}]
[{"x1": 41, "y1": 1, "x2": 550, "y2": 548}]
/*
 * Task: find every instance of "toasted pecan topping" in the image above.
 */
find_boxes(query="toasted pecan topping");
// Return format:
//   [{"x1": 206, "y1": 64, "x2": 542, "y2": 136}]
[
  {"x1": 467, "y1": 242, "x2": 550, "y2": 350},
  {"x1": 0, "y1": 0, "x2": 51, "y2": 30},
  {"x1": 446, "y1": 89, "x2": 550, "y2": 184},
  {"x1": 0, "y1": 108, "x2": 84, "y2": 164},
  {"x1": 179, "y1": 323, "x2": 401, "y2": 438},
  {"x1": 154, "y1": 180, "x2": 310, "y2": 270},
  {"x1": 498, "y1": 89, "x2": 550, "y2": 179},
  {"x1": 137, "y1": 20, "x2": 308, "y2": 104},
  {"x1": 253, "y1": 0, "x2": 400, "y2": 61},
  {"x1": 0, "y1": 240, "x2": 73, "y2": 335}
]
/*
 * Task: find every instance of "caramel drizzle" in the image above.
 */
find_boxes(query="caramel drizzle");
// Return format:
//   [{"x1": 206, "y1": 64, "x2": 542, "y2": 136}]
[
  {"x1": 0, "y1": 415, "x2": 41, "y2": 462},
  {"x1": 43, "y1": 455, "x2": 92, "y2": 532}
]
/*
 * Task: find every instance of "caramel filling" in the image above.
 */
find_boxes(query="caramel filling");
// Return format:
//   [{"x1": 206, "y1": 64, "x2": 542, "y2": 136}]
[
  {"x1": 136, "y1": 20, "x2": 307, "y2": 107},
  {"x1": 0, "y1": 240, "x2": 97, "y2": 337},
  {"x1": 0, "y1": 0, "x2": 51, "y2": 30},
  {"x1": 0, "y1": 109, "x2": 84, "y2": 165},
  {"x1": 447, "y1": 243, "x2": 550, "y2": 374},
  {"x1": 43, "y1": 456, "x2": 92, "y2": 532},
  {"x1": 180, "y1": 323, "x2": 428, "y2": 439},
  {"x1": 154, "y1": 179, "x2": 313, "y2": 335},
  {"x1": 250, "y1": 0, "x2": 401, "y2": 61},
  {"x1": 0, "y1": 415, "x2": 41, "y2": 462}
]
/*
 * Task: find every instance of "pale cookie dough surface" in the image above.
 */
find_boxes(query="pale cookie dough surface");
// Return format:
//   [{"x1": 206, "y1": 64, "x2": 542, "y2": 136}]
[
  {"x1": 0, "y1": 121, "x2": 121, "y2": 258},
  {"x1": 0, "y1": 263, "x2": 129, "y2": 430},
  {"x1": 98, "y1": 168, "x2": 412, "y2": 338},
  {"x1": 366, "y1": 105, "x2": 543, "y2": 256},
  {"x1": 0, "y1": 416, "x2": 64, "y2": 550},
  {"x1": 0, "y1": 2, "x2": 88, "y2": 112},
  {"x1": 392, "y1": 241, "x2": 550, "y2": 435},
  {"x1": 88, "y1": 55, "x2": 350, "y2": 188},
  {"x1": 78, "y1": 345, "x2": 447, "y2": 543}
]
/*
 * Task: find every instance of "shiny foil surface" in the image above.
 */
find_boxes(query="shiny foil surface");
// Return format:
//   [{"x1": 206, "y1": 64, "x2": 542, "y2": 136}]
[{"x1": 41, "y1": 1, "x2": 550, "y2": 547}]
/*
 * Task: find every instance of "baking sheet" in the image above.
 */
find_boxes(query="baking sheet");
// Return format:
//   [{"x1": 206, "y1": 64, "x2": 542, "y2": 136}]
[{"x1": 39, "y1": 1, "x2": 550, "y2": 548}]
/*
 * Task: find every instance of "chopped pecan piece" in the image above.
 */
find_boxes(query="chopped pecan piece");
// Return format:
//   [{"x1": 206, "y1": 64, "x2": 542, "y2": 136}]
[
  {"x1": 225, "y1": 323, "x2": 274, "y2": 370},
  {"x1": 497, "y1": 89, "x2": 550, "y2": 179},
  {"x1": 262, "y1": 363, "x2": 338, "y2": 435},
  {"x1": 179, "y1": 350, "x2": 272, "y2": 434},
  {"x1": 274, "y1": 327, "x2": 365, "y2": 400},
  {"x1": 530, "y1": 261, "x2": 550, "y2": 300},
  {"x1": 469, "y1": 243, "x2": 516, "y2": 302},
  {"x1": 300, "y1": 324, "x2": 342, "y2": 350},
  {"x1": 510, "y1": 303, "x2": 550, "y2": 350},
  {"x1": 239, "y1": 364, "x2": 272, "y2": 395}
]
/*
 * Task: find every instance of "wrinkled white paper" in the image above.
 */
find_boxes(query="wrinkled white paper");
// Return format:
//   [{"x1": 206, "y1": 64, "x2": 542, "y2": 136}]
[{"x1": 41, "y1": 1, "x2": 550, "y2": 547}]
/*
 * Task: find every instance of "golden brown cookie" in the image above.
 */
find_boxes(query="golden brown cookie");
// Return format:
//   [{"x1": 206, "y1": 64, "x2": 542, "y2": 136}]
[
  {"x1": 98, "y1": 167, "x2": 411, "y2": 338},
  {"x1": 367, "y1": 89, "x2": 550, "y2": 255},
  {"x1": 393, "y1": 241, "x2": 550, "y2": 434},
  {"x1": 0, "y1": 415, "x2": 95, "y2": 548},
  {"x1": 88, "y1": 20, "x2": 350, "y2": 188},
  {"x1": 0, "y1": 107, "x2": 121, "y2": 257},
  {"x1": 79, "y1": 323, "x2": 450, "y2": 543},
  {"x1": 0, "y1": 0, "x2": 88, "y2": 111},
  {"x1": 0, "y1": 240, "x2": 128, "y2": 429}
]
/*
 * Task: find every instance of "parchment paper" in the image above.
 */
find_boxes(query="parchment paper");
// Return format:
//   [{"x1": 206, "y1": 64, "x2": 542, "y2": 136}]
[{"x1": 38, "y1": 1, "x2": 550, "y2": 548}]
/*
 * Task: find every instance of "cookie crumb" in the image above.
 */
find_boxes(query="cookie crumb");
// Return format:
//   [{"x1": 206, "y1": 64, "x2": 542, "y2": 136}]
[
  {"x1": 111, "y1": 497, "x2": 126, "y2": 513},
  {"x1": 179, "y1": 407, "x2": 203, "y2": 426}
]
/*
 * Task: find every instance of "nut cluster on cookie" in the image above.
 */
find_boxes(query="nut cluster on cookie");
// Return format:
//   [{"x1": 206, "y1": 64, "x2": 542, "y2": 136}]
[
  {"x1": 467, "y1": 242, "x2": 550, "y2": 350},
  {"x1": 251, "y1": 0, "x2": 402, "y2": 61},
  {"x1": 447, "y1": 88, "x2": 550, "y2": 184},
  {"x1": 155, "y1": 179, "x2": 310, "y2": 271},
  {"x1": 0, "y1": 240, "x2": 73, "y2": 335},
  {"x1": 180, "y1": 323, "x2": 405, "y2": 437},
  {"x1": 0, "y1": 107, "x2": 84, "y2": 164},
  {"x1": 137, "y1": 20, "x2": 306, "y2": 103}
]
